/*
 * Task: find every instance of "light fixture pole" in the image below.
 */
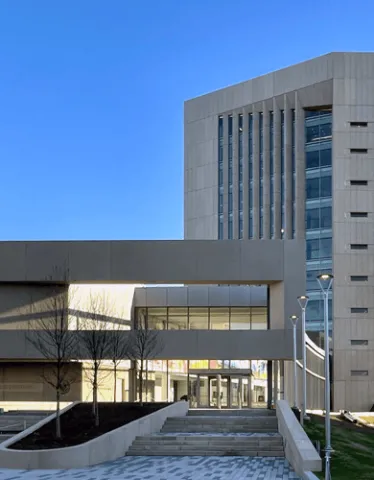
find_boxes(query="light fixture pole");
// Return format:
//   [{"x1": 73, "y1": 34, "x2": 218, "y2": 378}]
[
  {"x1": 289, "y1": 315, "x2": 299, "y2": 409},
  {"x1": 298, "y1": 295, "x2": 309, "y2": 426},
  {"x1": 317, "y1": 273, "x2": 334, "y2": 480}
]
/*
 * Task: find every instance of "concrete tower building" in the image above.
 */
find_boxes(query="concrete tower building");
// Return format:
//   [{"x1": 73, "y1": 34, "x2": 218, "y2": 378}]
[{"x1": 184, "y1": 52, "x2": 374, "y2": 409}]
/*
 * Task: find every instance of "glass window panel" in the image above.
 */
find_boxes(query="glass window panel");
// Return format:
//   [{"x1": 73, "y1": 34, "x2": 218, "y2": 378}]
[
  {"x1": 320, "y1": 207, "x2": 332, "y2": 228},
  {"x1": 147, "y1": 308, "x2": 167, "y2": 329},
  {"x1": 321, "y1": 175, "x2": 332, "y2": 197},
  {"x1": 189, "y1": 360, "x2": 209, "y2": 369},
  {"x1": 306, "y1": 178, "x2": 319, "y2": 199},
  {"x1": 320, "y1": 123, "x2": 332, "y2": 139},
  {"x1": 136, "y1": 307, "x2": 147, "y2": 328},
  {"x1": 306, "y1": 150, "x2": 319, "y2": 169},
  {"x1": 168, "y1": 307, "x2": 188, "y2": 330},
  {"x1": 306, "y1": 239, "x2": 319, "y2": 260},
  {"x1": 306, "y1": 208, "x2": 320, "y2": 229},
  {"x1": 320, "y1": 238, "x2": 332, "y2": 258},
  {"x1": 168, "y1": 360, "x2": 188, "y2": 373},
  {"x1": 306, "y1": 125, "x2": 320, "y2": 143},
  {"x1": 210, "y1": 307, "x2": 230, "y2": 330},
  {"x1": 189, "y1": 307, "x2": 209, "y2": 329},
  {"x1": 320, "y1": 148, "x2": 332, "y2": 167},
  {"x1": 230, "y1": 307, "x2": 251, "y2": 330},
  {"x1": 252, "y1": 307, "x2": 267, "y2": 330}
]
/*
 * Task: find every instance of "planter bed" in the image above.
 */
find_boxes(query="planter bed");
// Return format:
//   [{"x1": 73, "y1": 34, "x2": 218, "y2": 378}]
[{"x1": 9, "y1": 402, "x2": 170, "y2": 450}]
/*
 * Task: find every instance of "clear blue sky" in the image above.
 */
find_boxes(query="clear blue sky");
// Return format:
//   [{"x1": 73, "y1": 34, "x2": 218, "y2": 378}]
[{"x1": 0, "y1": 0, "x2": 373, "y2": 240}]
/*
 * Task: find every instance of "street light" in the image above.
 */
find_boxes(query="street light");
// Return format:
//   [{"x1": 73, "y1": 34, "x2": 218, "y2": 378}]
[
  {"x1": 317, "y1": 273, "x2": 334, "y2": 480},
  {"x1": 297, "y1": 295, "x2": 309, "y2": 426},
  {"x1": 289, "y1": 315, "x2": 299, "y2": 409}
]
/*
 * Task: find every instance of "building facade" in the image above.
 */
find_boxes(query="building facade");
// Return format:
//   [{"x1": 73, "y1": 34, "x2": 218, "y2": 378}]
[{"x1": 184, "y1": 52, "x2": 374, "y2": 410}]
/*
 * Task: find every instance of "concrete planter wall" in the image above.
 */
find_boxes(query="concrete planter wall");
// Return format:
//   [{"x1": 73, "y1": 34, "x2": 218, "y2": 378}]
[
  {"x1": 0, "y1": 401, "x2": 189, "y2": 470},
  {"x1": 276, "y1": 400, "x2": 321, "y2": 478}
]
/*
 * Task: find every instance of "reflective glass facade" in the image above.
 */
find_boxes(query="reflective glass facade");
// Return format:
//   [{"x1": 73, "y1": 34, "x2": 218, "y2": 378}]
[
  {"x1": 135, "y1": 306, "x2": 268, "y2": 330},
  {"x1": 259, "y1": 113, "x2": 264, "y2": 238},
  {"x1": 281, "y1": 110, "x2": 285, "y2": 233},
  {"x1": 270, "y1": 111, "x2": 275, "y2": 238},
  {"x1": 304, "y1": 108, "x2": 333, "y2": 330}
]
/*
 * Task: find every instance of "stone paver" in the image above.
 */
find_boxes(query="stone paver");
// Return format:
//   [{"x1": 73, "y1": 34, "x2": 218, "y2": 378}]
[{"x1": 0, "y1": 457, "x2": 300, "y2": 479}]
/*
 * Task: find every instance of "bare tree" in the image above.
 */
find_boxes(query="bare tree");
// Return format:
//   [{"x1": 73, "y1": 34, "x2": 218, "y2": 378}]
[
  {"x1": 26, "y1": 267, "x2": 78, "y2": 439},
  {"x1": 128, "y1": 312, "x2": 164, "y2": 405},
  {"x1": 108, "y1": 319, "x2": 131, "y2": 402},
  {"x1": 78, "y1": 292, "x2": 111, "y2": 426}
]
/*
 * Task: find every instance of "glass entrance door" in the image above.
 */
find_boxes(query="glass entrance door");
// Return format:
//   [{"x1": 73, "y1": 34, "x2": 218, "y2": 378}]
[{"x1": 208, "y1": 376, "x2": 229, "y2": 407}]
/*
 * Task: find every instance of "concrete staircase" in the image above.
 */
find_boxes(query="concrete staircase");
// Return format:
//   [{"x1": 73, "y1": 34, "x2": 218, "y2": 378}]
[{"x1": 127, "y1": 409, "x2": 284, "y2": 457}]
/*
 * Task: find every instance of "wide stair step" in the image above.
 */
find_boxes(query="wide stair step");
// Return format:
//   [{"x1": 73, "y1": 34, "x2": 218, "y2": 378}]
[
  {"x1": 161, "y1": 416, "x2": 278, "y2": 434},
  {"x1": 188, "y1": 409, "x2": 276, "y2": 417},
  {"x1": 127, "y1": 434, "x2": 284, "y2": 457}
]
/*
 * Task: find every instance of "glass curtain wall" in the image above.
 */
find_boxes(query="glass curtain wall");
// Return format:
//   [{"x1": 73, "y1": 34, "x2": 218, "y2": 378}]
[
  {"x1": 281, "y1": 111, "x2": 285, "y2": 235},
  {"x1": 259, "y1": 113, "x2": 264, "y2": 238},
  {"x1": 135, "y1": 307, "x2": 267, "y2": 330},
  {"x1": 270, "y1": 111, "x2": 275, "y2": 238},
  {"x1": 304, "y1": 108, "x2": 333, "y2": 332}
]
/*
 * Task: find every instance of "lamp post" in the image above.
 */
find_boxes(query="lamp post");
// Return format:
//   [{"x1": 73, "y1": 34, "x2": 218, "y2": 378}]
[
  {"x1": 289, "y1": 315, "x2": 299, "y2": 409},
  {"x1": 317, "y1": 273, "x2": 334, "y2": 480},
  {"x1": 297, "y1": 295, "x2": 309, "y2": 426}
]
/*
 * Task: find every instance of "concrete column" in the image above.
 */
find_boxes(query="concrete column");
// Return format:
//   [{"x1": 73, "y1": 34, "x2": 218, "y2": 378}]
[
  {"x1": 242, "y1": 109, "x2": 249, "y2": 238},
  {"x1": 295, "y1": 92, "x2": 305, "y2": 239},
  {"x1": 223, "y1": 115, "x2": 229, "y2": 239},
  {"x1": 248, "y1": 373, "x2": 252, "y2": 408},
  {"x1": 274, "y1": 360, "x2": 279, "y2": 403},
  {"x1": 217, "y1": 374, "x2": 222, "y2": 409},
  {"x1": 252, "y1": 111, "x2": 260, "y2": 239},
  {"x1": 273, "y1": 98, "x2": 281, "y2": 239},
  {"x1": 263, "y1": 104, "x2": 270, "y2": 239},
  {"x1": 232, "y1": 113, "x2": 239, "y2": 239},
  {"x1": 196, "y1": 375, "x2": 201, "y2": 408},
  {"x1": 284, "y1": 96, "x2": 293, "y2": 239},
  {"x1": 238, "y1": 377, "x2": 243, "y2": 409}
]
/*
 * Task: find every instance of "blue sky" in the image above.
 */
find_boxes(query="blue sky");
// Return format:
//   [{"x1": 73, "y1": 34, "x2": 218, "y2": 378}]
[{"x1": 0, "y1": 0, "x2": 373, "y2": 240}]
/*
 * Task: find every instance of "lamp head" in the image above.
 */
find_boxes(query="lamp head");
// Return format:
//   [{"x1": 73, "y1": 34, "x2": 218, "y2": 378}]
[
  {"x1": 289, "y1": 315, "x2": 298, "y2": 326},
  {"x1": 297, "y1": 295, "x2": 309, "y2": 309},
  {"x1": 317, "y1": 273, "x2": 334, "y2": 292}
]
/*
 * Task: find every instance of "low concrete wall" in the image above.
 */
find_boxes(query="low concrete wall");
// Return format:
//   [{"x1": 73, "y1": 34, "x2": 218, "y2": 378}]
[
  {"x1": 0, "y1": 401, "x2": 189, "y2": 470},
  {"x1": 276, "y1": 400, "x2": 321, "y2": 478}
]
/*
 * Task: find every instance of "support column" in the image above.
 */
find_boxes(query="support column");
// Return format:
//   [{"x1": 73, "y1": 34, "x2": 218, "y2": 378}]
[
  {"x1": 217, "y1": 374, "x2": 222, "y2": 409},
  {"x1": 267, "y1": 361, "x2": 273, "y2": 409},
  {"x1": 248, "y1": 373, "x2": 252, "y2": 408},
  {"x1": 238, "y1": 377, "x2": 243, "y2": 409},
  {"x1": 196, "y1": 375, "x2": 201, "y2": 408},
  {"x1": 274, "y1": 360, "x2": 279, "y2": 404},
  {"x1": 252, "y1": 111, "x2": 260, "y2": 239},
  {"x1": 273, "y1": 98, "x2": 281, "y2": 239}
]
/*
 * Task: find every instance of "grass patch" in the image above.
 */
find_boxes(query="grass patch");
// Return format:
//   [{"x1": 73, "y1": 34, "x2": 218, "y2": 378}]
[{"x1": 304, "y1": 419, "x2": 374, "y2": 480}]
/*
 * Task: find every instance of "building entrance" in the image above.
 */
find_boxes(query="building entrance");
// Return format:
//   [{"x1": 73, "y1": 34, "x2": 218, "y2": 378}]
[{"x1": 194, "y1": 374, "x2": 257, "y2": 408}]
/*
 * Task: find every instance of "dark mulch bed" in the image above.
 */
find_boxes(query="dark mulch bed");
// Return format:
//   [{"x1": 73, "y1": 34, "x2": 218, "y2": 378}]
[{"x1": 9, "y1": 402, "x2": 170, "y2": 450}]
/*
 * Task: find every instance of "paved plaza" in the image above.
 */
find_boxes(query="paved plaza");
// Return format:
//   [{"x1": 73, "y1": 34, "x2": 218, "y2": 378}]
[{"x1": 0, "y1": 456, "x2": 300, "y2": 479}]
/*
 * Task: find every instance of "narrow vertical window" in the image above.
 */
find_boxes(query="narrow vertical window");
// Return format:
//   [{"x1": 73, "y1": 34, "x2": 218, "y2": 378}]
[
  {"x1": 270, "y1": 111, "x2": 274, "y2": 238},
  {"x1": 238, "y1": 114, "x2": 243, "y2": 239},
  {"x1": 281, "y1": 110, "x2": 285, "y2": 234},
  {"x1": 228, "y1": 115, "x2": 233, "y2": 239},
  {"x1": 259, "y1": 112, "x2": 264, "y2": 238},
  {"x1": 248, "y1": 114, "x2": 253, "y2": 238},
  {"x1": 218, "y1": 116, "x2": 224, "y2": 239},
  {"x1": 292, "y1": 109, "x2": 296, "y2": 238}
]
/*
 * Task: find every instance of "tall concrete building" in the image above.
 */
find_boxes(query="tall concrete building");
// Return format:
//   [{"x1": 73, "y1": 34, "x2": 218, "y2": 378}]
[{"x1": 184, "y1": 52, "x2": 374, "y2": 409}]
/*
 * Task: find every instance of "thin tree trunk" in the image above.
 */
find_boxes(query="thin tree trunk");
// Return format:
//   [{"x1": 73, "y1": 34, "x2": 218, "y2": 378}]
[
  {"x1": 113, "y1": 363, "x2": 117, "y2": 403},
  {"x1": 93, "y1": 364, "x2": 99, "y2": 426},
  {"x1": 56, "y1": 389, "x2": 61, "y2": 439}
]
